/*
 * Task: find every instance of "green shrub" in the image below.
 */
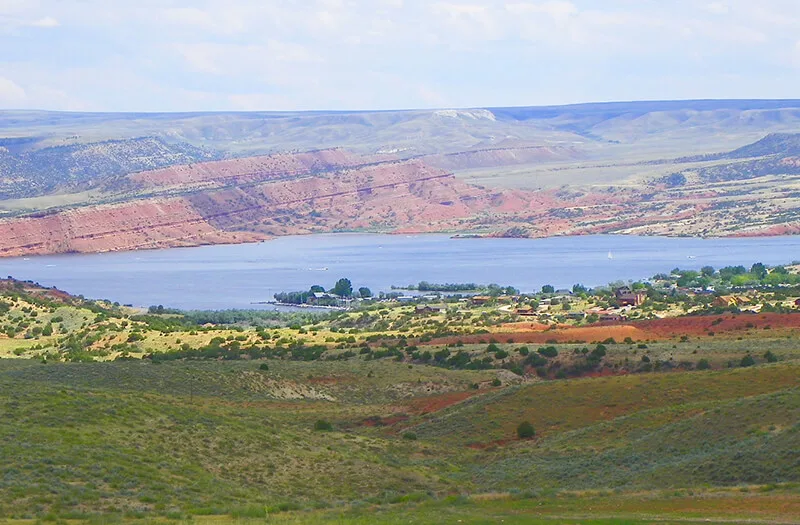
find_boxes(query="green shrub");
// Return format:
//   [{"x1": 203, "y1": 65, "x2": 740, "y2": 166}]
[
  {"x1": 491, "y1": 378, "x2": 501, "y2": 387},
  {"x1": 696, "y1": 358, "x2": 711, "y2": 370},
  {"x1": 259, "y1": 363, "x2": 269, "y2": 371},
  {"x1": 314, "y1": 419, "x2": 333, "y2": 431},
  {"x1": 402, "y1": 432, "x2": 418, "y2": 440},
  {"x1": 537, "y1": 346, "x2": 558, "y2": 358},
  {"x1": 740, "y1": 354, "x2": 756, "y2": 367},
  {"x1": 516, "y1": 421, "x2": 535, "y2": 439}
]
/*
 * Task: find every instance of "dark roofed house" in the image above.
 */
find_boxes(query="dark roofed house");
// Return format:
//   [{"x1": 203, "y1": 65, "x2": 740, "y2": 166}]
[
  {"x1": 415, "y1": 305, "x2": 444, "y2": 316},
  {"x1": 599, "y1": 311, "x2": 625, "y2": 322},
  {"x1": 515, "y1": 306, "x2": 537, "y2": 317},
  {"x1": 615, "y1": 286, "x2": 646, "y2": 307}
]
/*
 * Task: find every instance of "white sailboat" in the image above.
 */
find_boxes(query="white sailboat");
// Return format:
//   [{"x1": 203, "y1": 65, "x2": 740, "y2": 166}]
[{"x1": 607, "y1": 251, "x2": 614, "y2": 260}]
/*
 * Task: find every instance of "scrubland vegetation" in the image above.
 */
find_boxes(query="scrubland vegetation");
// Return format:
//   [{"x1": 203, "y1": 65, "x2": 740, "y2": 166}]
[{"x1": 0, "y1": 270, "x2": 798, "y2": 524}]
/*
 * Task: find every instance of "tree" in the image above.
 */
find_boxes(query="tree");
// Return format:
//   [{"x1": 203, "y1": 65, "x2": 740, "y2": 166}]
[
  {"x1": 701, "y1": 266, "x2": 715, "y2": 277},
  {"x1": 517, "y1": 421, "x2": 535, "y2": 439},
  {"x1": 541, "y1": 284, "x2": 555, "y2": 294},
  {"x1": 740, "y1": 354, "x2": 756, "y2": 367},
  {"x1": 358, "y1": 287, "x2": 372, "y2": 298},
  {"x1": 331, "y1": 278, "x2": 353, "y2": 297},
  {"x1": 572, "y1": 283, "x2": 588, "y2": 294},
  {"x1": 750, "y1": 263, "x2": 767, "y2": 280},
  {"x1": 309, "y1": 285, "x2": 325, "y2": 293}
]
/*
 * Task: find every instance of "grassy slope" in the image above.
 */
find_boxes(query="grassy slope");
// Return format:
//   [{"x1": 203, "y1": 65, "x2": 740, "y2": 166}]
[
  {"x1": 0, "y1": 282, "x2": 798, "y2": 522},
  {"x1": 0, "y1": 359, "x2": 797, "y2": 521}
]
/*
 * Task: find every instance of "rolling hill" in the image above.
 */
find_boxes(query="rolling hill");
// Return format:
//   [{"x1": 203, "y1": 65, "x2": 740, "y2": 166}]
[{"x1": 0, "y1": 278, "x2": 798, "y2": 522}]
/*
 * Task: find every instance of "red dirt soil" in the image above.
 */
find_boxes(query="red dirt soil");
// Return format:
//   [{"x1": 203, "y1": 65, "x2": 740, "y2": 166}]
[
  {"x1": 425, "y1": 313, "x2": 800, "y2": 346},
  {"x1": 404, "y1": 390, "x2": 478, "y2": 415}
]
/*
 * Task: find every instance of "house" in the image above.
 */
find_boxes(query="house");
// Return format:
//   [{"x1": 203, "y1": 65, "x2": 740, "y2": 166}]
[
  {"x1": 713, "y1": 295, "x2": 751, "y2": 308},
  {"x1": 567, "y1": 312, "x2": 586, "y2": 320},
  {"x1": 308, "y1": 292, "x2": 340, "y2": 305},
  {"x1": 599, "y1": 312, "x2": 625, "y2": 322},
  {"x1": 615, "y1": 286, "x2": 647, "y2": 307},
  {"x1": 587, "y1": 307, "x2": 626, "y2": 322},
  {"x1": 415, "y1": 305, "x2": 444, "y2": 316},
  {"x1": 471, "y1": 295, "x2": 493, "y2": 305},
  {"x1": 515, "y1": 306, "x2": 537, "y2": 317}
]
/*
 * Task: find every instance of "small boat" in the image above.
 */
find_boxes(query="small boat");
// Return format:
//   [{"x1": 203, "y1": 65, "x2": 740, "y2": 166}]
[
  {"x1": 607, "y1": 251, "x2": 614, "y2": 260},
  {"x1": 687, "y1": 255, "x2": 697, "y2": 260}
]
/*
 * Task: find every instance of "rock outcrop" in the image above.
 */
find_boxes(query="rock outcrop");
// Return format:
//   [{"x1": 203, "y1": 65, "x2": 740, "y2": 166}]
[{"x1": 0, "y1": 144, "x2": 797, "y2": 257}]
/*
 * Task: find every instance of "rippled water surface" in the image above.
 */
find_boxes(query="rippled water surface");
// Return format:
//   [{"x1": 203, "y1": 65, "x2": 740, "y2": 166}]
[{"x1": 1, "y1": 234, "x2": 798, "y2": 310}]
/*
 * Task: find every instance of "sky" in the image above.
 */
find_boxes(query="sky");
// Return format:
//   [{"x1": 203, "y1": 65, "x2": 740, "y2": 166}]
[{"x1": 1, "y1": 0, "x2": 800, "y2": 112}]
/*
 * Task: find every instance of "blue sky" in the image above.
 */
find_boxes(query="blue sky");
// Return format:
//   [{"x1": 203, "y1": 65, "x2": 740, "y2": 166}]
[{"x1": 1, "y1": 0, "x2": 799, "y2": 112}]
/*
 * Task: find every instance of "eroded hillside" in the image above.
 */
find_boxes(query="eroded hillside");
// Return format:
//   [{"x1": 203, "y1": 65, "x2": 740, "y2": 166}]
[{"x1": 1, "y1": 102, "x2": 800, "y2": 256}]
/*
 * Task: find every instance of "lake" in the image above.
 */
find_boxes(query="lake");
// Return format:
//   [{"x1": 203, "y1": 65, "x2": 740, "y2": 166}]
[{"x1": 1, "y1": 234, "x2": 798, "y2": 310}]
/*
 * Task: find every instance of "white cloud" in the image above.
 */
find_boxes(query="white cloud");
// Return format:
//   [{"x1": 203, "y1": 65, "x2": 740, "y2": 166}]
[
  {"x1": 174, "y1": 40, "x2": 318, "y2": 76},
  {"x1": 0, "y1": 76, "x2": 26, "y2": 106},
  {"x1": 30, "y1": 16, "x2": 59, "y2": 28},
  {"x1": 2, "y1": 0, "x2": 800, "y2": 111},
  {"x1": 704, "y1": 2, "x2": 730, "y2": 15}
]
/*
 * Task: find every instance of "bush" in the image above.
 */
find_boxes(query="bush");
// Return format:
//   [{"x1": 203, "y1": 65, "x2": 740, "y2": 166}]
[
  {"x1": 491, "y1": 378, "x2": 501, "y2": 387},
  {"x1": 764, "y1": 351, "x2": 778, "y2": 363},
  {"x1": 313, "y1": 419, "x2": 333, "y2": 431},
  {"x1": 537, "y1": 346, "x2": 558, "y2": 358},
  {"x1": 402, "y1": 432, "x2": 418, "y2": 440},
  {"x1": 696, "y1": 358, "x2": 711, "y2": 370},
  {"x1": 740, "y1": 354, "x2": 756, "y2": 367},
  {"x1": 259, "y1": 363, "x2": 269, "y2": 371},
  {"x1": 590, "y1": 344, "x2": 607, "y2": 359},
  {"x1": 517, "y1": 421, "x2": 535, "y2": 439}
]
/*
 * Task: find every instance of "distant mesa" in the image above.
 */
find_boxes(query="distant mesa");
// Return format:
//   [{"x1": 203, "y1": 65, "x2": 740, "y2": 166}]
[{"x1": 1, "y1": 99, "x2": 799, "y2": 257}]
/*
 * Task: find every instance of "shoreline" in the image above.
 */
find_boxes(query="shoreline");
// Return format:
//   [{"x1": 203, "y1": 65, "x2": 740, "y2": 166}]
[{"x1": 253, "y1": 301, "x2": 348, "y2": 311}]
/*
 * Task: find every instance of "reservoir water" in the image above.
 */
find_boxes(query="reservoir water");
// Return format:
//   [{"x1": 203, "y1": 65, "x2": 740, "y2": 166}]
[{"x1": 1, "y1": 234, "x2": 798, "y2": 310}]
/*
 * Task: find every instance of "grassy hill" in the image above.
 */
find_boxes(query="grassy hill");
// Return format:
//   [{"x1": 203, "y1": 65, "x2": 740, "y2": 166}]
[
  {"x1": 0, "y1": 280, "x2": 798, "y2": 523},
  {"x1": 0, "y1": 358, "x2": 796, "y2": 523}
]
